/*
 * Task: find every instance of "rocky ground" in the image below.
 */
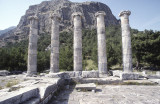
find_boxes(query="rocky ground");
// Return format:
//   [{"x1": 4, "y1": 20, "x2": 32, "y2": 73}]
[
  {"x1": 0, "y1": 71, "x2": 160, "y2": 104},
  {"x1": 48, "y1": 85, "x2": 160, "y2": 104},
  {"x1": 0, "y1": 75, "x2": 26, "y2": 90}
]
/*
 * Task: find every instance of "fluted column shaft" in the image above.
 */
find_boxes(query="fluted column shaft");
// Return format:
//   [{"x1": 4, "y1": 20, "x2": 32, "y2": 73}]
[
  {"x1": 72, "y1": 12, "x2": 82, "y2": 71},
  {"x1": 119, "y1": 11, "x2": 132, "y2": 73},
  {"x1": 95, "y1": 11, "x2": 107, "y2": 75},
  {"x1": 50, "y1": 14, "x2": 60, "y2": 73},
  {"x1": 27, "y1": 16, "x2": 38, "y2": 75}
]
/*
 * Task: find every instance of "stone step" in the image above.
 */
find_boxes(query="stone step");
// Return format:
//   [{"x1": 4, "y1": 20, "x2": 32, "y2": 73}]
[
  {"x1": 72, "y1": 77, "x2": 158, "y2": 85},
  {"x1": 123, "y1": 80, "x2": 157, "y2": 85},
  {"x1": 75, "y1": 83, "x2": 96, "y2": 91},
  {"x1": 72, "y1": 77, "x2": 123, "y2": 85}
]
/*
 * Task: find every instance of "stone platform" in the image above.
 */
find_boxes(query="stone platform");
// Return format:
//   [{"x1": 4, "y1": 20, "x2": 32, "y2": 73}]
[
  {"x1": 0, "y1": 71, "x2": 160, "y2": 104},
  {"x1": 75, "y1": 83, "x2": 96, "y2": 91},
  {"x1": 0, "y1": 76, "x2": 66, "y2": 104},
  {"x1": 47, "y1": 85, "x2": 160, "y2": 104},
  {"x1": 72, "y1": 77, "x2": 123, "y2": 85}
]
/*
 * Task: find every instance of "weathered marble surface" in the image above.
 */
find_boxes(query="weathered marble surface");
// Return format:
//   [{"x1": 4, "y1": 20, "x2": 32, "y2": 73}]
[
  {"x1": 112, "y1": 70, "x2": 123, "y2": 77},
  {"x1": 27, "y1": 16, "x2": 38, "y2": 75},
  {"x1": 156, "y1": 71, "x2": 160, "y2": 76},
  {"x1": 120, "y1": 72, "x2": 139, "y2": 80},
  {"x1": 119, "y1": 10, "x2": 132, "y2": 73},
  {"x1": 75, "y1": 83, "x2": 96, "y2": 91},
  {"x1": 95, "y1": 11, "x2": 108, "y2": 76},
  {"x1": 82, "y1": 71, "x2": 99, "y2": 78},
  {"x1": 0, "y1": 87, "x2": 39, "y2": 104},
  {"x1": 48, "y1": 85, "x2": 160, "y2": 104},
  {"x1": 0, "y1": 76, "x2": 65, "y2": 104},
  {"x1": 50, "y1": 13, "x2": 60, "y2": 73},
  {"x1": 72, "y1": 77, "x2": 123, "y2": 85},
  {"x1": 0, "y1": 70, "x2": 10, "y2": 76},
  {"x1": 72, "y1": 12, "x2": 83, "y2": 72}
]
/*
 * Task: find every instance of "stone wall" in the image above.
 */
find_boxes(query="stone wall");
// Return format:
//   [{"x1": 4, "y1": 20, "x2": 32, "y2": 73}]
[{"x1": 0, "y1": 78, "x2": 65, "y2": 104}]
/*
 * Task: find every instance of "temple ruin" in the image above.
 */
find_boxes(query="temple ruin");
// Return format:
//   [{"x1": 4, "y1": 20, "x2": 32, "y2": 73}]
[
  {"x1": 27, "y1": 15, "x2": 38, "y2": 76},
  {"x1": 27, "y1": 10, "x2": 138, "y2": 80},
  {"x1": 72, "y1": 12, "x2": 83, "y2": 72},
  {"x1": 50, "y1": 13, "x2": 60, "y2": 73},
  {"x1": 95, "y1": 11, "x2": 108, "y2": 77},
  {"x1": 1, "y1": 10, "x2": 160, "y2": 104}
]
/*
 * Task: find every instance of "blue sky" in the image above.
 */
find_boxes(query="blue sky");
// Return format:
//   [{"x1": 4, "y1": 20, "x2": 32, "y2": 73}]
[{"x1": 0, "y1": 0, "x2": 160, "y2": 31}]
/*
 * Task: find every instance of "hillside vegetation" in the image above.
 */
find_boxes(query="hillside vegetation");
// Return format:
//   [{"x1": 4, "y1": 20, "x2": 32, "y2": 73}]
[{"x1": 0, "y1": 25, "x2": 160, "y2": 72}]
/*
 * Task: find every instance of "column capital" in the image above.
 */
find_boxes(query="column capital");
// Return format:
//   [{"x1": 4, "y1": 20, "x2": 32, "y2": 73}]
[
  {"x1": 72, "y1": 12, "x2": 83, "y2": 19},
  {"x1": 119, "y1": 10, "x2": 131, "y2": 17},
  {"x1": 28, "y1": 16, "x2": 38, "y2": 21},
  {"x1": 50, "y1": 13, "x2": 61, "y2": 21},
  {"x1": 95, "y1": 11, "x2": 106, "y2": 17}
]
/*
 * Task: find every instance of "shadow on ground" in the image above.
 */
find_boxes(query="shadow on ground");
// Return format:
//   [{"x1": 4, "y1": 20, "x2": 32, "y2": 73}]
[{"x1": 47, "y1": 84, "x2": 76, "y2": 104}]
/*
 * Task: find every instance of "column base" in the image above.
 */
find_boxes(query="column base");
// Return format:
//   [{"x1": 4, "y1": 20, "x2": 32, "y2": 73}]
[
  {"x1": 74, "y1": 71, "x2": 82, "y2": 78},
  {"x1": 49, "y1": 71, "x2": 59, "y2": 74},
  {"x1": 47, "y1": 72, "x2": 65, "y2": 78},
  {"x1": 26, "y1": 72, "x2": 37, "y2": 77},
  {"x1": 120, "y1": 72, "x2": 139, "y2": 80},
  {"x1": 82, "y1": 71, "x2": 99, "y2": 78},
  {"x1": 99, "y1": 73, "x2": 108, "y2": 78},
  {"x1": 49, "y1": 69, "x2": 59, "y2": 73}
]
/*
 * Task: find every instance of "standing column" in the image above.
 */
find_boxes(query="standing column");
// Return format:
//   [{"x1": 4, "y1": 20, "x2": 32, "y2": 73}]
[
  {"x1": 27, "y1": 16, "x2": 38, "y2": 75},
  {"x1": 72, "y1": 12, "x2": 83, "y2": 71},
  {"x1": 119, "y1": 11, "x2": 132, "y2": 73},
  {"x1": 95, "y1": 11, "x2": 108, "y2": 76},
  {"x1": 50, "y1": 13, "x2": 60, "y2": 73}
]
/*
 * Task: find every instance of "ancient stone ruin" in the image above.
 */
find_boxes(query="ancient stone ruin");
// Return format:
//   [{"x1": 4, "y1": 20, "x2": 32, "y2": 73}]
[
  {"x1": 50, "y1": 13, "x2": 60, "y2": 73},
  {"x1": 95, "y1": 11, "x2": 108, "y2": 77},
  {"x1": 27, "y1": 15, "x2": 38, "y2": 75},
  {"x1": 119, "y1": 11, "x2": 132, "y2": 73},
  {"x1": 72, "y1": 12, "x2": 83, "y2": 72},
  {"x1": 26, "y1": 10, "x2": 138, "y2": 80},
  {"x1": 0, "y1": 9, "x2": 160, "y2": 104}
]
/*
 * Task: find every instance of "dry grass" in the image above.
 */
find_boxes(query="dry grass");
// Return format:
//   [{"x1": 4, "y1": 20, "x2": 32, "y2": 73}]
[
  {"x1": 111, "y1": 65, "x2": 123, "y2": 70},
  {"x1": 0, "y1": 86, "x2": 2, "y2": 90},
  {"x1": 5, "y1": 79, "x2": 19, "y2": 88},
  {"x1": 121, "y1": 82, "x2": 157, "y2": 85}
]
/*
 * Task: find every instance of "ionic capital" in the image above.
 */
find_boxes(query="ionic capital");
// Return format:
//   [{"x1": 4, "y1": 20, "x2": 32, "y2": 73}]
[
  {"x1": 72, "y1": 12, "x2": 83, "y2": 19},
  {"x1": 50, "y1": 13, "x2": 61, "y2": 21},
  {"x1": 95, "y1": 11, "x2": 106, "y2": 17},
  {"x1": 119, "y1": 10, "x2": 131, "y2": 17}
]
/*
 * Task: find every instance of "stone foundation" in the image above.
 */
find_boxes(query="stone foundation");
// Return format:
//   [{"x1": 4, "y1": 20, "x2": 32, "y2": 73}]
[
  {"x1": 82, "y1": 71, "x2": 99, "y2": 78},
  {"x1": 156, "y1": 71, "x2": 160, "y2": 76},
  {"x1": 0, "y1": 87, "x2": 39, "y2": 104},
  {"x1": 46, "y1": 71, "x2": 99, "y2": 78},
  {"x1": 120, "y1": 72, "x2": 139, "y2": 80},
  {"x1": 112, "y1": 70, "x2": 123, "y2": 77},
  {"x1": 1, "y1": 71, "x2": 160, "y2": 104},
  {"x1": 0, "y1": 78, "x2": 66, "y2": 104}
]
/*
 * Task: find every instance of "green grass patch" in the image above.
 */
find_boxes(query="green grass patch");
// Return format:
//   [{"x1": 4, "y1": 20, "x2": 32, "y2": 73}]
[{"x1": 84, "y1": 60, "x2": 98, "y2": 71}]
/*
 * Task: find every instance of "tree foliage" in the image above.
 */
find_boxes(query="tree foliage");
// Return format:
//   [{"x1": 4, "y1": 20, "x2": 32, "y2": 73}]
[
  {"x1": 132, "y1": 30, "x2": 160, "y2": 69},
  {"x1": 0, "y1": 25, "x2": 160, "y2": 72}
]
